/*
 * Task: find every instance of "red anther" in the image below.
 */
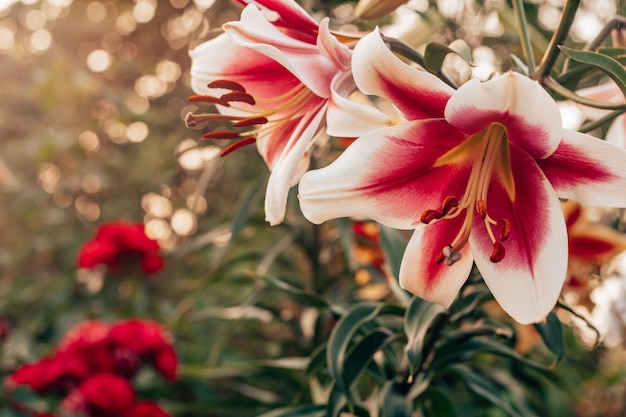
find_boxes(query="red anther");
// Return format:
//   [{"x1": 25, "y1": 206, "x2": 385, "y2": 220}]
[
  {"x1": 233, "y1": 116, "x2": 269, "y2": 127},
  {"x1": 489, "y1": 242, "x2": 505, "y2": 263},
  {"x1": 202, "y1": 131, "x2": 240, "y2": 140},
  {"x1": 220, "y1": 137, "x2": 257, "y2": 156},
  {"x1": 476, "y1": 200, "x2": 487, "y2": 219},
  {"x1": 187, "y1": 95, "x2": 229, "y2": 106},
  {"x1": 441, "y1": 196, "x2": 459, "y2": 216},
  {"x1": 207, "y1": 79, "x2": 246, "y2": 92},
  {"x1": 435, "y1": 250, "x2": 445, "y2": 264},
  {"x1": 497, "y1": 218, "x2": 511, "y2": 241},
  {"x1": 220, "y1": 92, "x2": 256, "y2": 105},
  {"x1": 420, "y1": 210, "x2": 441, "y2": 224},
  {"x1": 185, "y1": 112, "x2": 201, "y2": 128}
]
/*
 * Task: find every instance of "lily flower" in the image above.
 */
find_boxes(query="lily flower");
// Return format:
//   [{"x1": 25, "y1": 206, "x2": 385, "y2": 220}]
[
  {"x1": 187, "y1": 1, "x2": 384, "y2": 225},
  {"x1": 299, "y1": 29, "x2": 626, "y2": 324}
]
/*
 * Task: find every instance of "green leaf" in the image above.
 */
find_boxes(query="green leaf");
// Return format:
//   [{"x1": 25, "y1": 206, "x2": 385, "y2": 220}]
[
  {"x1": 261, "y1": 275, "x2": 329, "y2": 310},
  {"x1": 378, "y1": 224, "x2": 408, "y2": 280},
  {"x1": 327, "y1": 302, "x2": 404, "y2": 394},
  {"x1": 534, "y1": 311, "x2": 564, "y2": 363},
  {"x1": 424, "y1": 40, "x2": 473, "y2": 73},
  {"x1": 420, "y1": 387, "x2": 458, "y2": 417},
  {"x1": 508, "y1": 53, "x2": 530, "y2": 76},
  {"x1": 432, "y1": 337, "x2": 549, "y2": 372},
  {"x1": 380, "y1": 380, "x2": 412, "y2": 417},
  {"x1": 305, "y1": 343, "x2": 327, "y2": 377},
  {"x1": 343, "y1": 328, "x2": 396, "y2": 389},
  {"x1": 403, "y1": 297, "x2": 447, "y2": 374},
  {"x1": 448, "y1": 286, "x2": 493, "y2": 322},
  {"x1": 559, "y1": 46, "x2": 626, "y2": 97},
  {"x1": 445, "y1": 364, "x2": 523, "y2": 417},
  {"x1": 257, "y1": 405, "x2": 327, "y2": 417}
]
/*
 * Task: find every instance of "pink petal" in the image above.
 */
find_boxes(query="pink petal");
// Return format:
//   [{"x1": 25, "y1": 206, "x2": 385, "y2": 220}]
[
  {"x1": 469, "y1": 144, "x2": 567, "y2": 324},
  {"x1": 576, "y1": 82, "x2": 621, "y2": 121},
  {"x1": 299, "y1": 120, "x2": 469, "y2": 229},
  {"x1": 351, "y1": 29, "x2": 454, "y2": 121},
  {"x1": 224, "y1": 5, "x2": 338, "y2": 98},
  {"x1": 445, "y1": 72, "x2": 562, "y2": 159},
  {"x1": 189, "y1": 34, "x2": 300, "y2": 100},
  {"x1": 317, "y1": 18, "x2": 351, "y2": 70},
  {"x1": 327, "y1": 70, "x2": 393, "y2": 138},
  {"x1": 399, "y1": 223, "x2": 473, "y2": 307},
  {"x1": 232, "y1": 0, "x2": 319, "y2": 38},
  {"x1": 263, "y1": 105, "x2": 327, "y2": 225},
  {"x1": 537, "y1": 129, "x2": 626, "y2": 207}
]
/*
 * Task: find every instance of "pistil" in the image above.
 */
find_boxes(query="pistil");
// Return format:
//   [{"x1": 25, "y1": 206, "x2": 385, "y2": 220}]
[{"x1": 420, "y1": 124, "x2": 513, "y2": 265}]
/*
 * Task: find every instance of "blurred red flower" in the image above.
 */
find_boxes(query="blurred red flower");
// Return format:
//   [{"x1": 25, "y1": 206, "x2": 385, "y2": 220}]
[
  {"x1": 123, "y1": 401, "x2": 171, "y2": 417},
  {"x1": 77, "y1": 221, "x2": 164, "y2": 274},
  {"x1": 61, "y1": 373, "x2": 136, "y2": 417}
]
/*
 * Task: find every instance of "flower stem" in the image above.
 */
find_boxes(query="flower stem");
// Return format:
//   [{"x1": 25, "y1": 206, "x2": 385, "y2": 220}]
[
  {"x1": 579, "y1": 110, "x2": 625, "y2": 133},
  {"x1": 511, "y1": 0, "x2": 536, "y2": 75},
  {"x1": 544, "y1": 77, "x2": 626, "y2": 110},
  {"x1": 534, "y1": 0, "x2": 581, "y2": 82},
  {"x1": 383, "y1": 35, "x2": 458, "y2": 89}
]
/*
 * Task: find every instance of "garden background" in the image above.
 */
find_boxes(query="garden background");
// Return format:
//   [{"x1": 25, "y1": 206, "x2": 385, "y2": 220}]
[{"x1": 0, "y1": 0, "x2": 626, "y2": 416}]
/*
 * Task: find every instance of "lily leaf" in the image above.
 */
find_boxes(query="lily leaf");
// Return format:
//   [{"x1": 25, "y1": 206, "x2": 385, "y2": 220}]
[
  {"x1": 559, "y1": 46, "x2": 626, "y2": 98},
  {"x1": 380, "y1": 380, "x2": 412, "y2": 417},
  {"x1": 445, "y1": 364, "x2": 523, "y2": 417},
  {"x1": 257, "y1": 405, "x2": 326, "y2": 417},
  {"x1": 327, "y1": 302, "x2": 404, "y2": 394},
  {"x1": 378, "y1": 224, "x2": 408, "y2": 281},
  {"x1": 403, "y1": 296, "x2": 447, "y2": 375},
  {"x1": 419, "y1": 387, "x2": 458, "y2": 417},
  {"x1": 534, "y1": 311, "x2": 565, "y2": 363},
  {"x1": 424, "y1": 40, "x2": 472, "y2": 73}
]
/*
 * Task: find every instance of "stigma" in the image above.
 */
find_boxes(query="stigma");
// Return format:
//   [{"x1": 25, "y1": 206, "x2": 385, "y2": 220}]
[
  {"x1": 185, "y1": 79, "x2": 317, "y2": 156},
  {"x1": 420, "y1": 124, "x2": 513, "y2": 265}
]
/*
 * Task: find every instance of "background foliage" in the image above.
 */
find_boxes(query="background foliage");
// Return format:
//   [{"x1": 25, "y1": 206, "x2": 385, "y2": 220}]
[{"x1": 0, "y1": 0, "x2": 625, "y2": 416}]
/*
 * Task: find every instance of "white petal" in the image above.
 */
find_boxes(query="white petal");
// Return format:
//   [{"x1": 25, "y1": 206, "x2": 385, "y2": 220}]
[
  {"x1": 327, "y1": 70, "x2": 393, "y2": 138},
  {"x1": 470, "y1": 173, "x2": 567, "y2": 325},
  {"x1": 399, "y1": 225, "x2": 473, "y2": 307},
  {"x1": 445, "y1": 72, "x2": 563, "y2": 159},
  {"x1": 264, "y1": 106, "x2": 327, "y2": 225},
  {"x1": 606, "y1": 114, "x2": 626, "y2": 148},
  {"x1": 224, "y1": 5, "x2": 337, "y2": 97},
  {"x1": 352, "y1": 29, "x2": 454, "y2": 120},
  {"x1": 538, "y1": 129, "x2": 626, "y2": 207}
]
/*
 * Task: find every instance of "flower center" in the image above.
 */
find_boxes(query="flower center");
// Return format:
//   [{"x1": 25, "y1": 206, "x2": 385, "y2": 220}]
[
  {"x1": 185, "y1": 79, "x2": 317, "y2": 156},
  {"x1": 420, "y1": 123, "x2": 513, "y2": 266}
]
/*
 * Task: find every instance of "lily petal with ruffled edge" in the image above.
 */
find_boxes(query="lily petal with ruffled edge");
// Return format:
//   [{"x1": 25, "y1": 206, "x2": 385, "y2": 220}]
[{"x1": 351, "y1": 28, "x2": 454, "y2": 121}]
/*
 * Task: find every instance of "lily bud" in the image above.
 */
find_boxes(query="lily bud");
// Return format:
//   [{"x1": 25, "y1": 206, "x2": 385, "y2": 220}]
[{"x1": 354, "y1": 0, "x2": 409, "y2": 19}]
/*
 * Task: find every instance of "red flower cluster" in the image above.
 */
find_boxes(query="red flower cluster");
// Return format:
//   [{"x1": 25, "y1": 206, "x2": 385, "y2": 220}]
[
  {"x1": 5, "y1": 319, "x2": 176, "y2": 417},
  {"x1": 77, "y1": 222, "x2": 164, "y2": 274}
]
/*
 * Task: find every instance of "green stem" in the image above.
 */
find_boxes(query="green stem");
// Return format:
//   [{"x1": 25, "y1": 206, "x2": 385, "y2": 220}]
[
  {"x1": 579, "y1": 109, "x2": 625, "y2": 133},
  {"x1": 511, "y1": 0, "x2": 536, "y2": 74},
  {"x1": 544, "y1": 76, "x2": 626, "y2": 110},
  {"x1": 382, "y1": 35, "x2": 458, "y2": 89},
  {"x1": 534, "y1": 0, "x2": 581, "y2": 81}
]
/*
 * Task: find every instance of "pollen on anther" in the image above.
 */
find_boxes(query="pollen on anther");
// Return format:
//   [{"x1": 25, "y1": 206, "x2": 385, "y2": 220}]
[
  {"x1": 441, "y1": 196, "x2": 459, "y2": 216},
  {"x1": 202, "y1": 131, "x2": 240, "y2": 140},
  {"x1": 233, "y1": 117, "x2": 268, "y2": 127},
  {"x1": 220, "y1": 137, "x2": 257, "y2": 156},
  {"x1": 476, "y1": 200, "x2": 487, "y2": 219},
  {"x1": 420, "y1": 210, "x2": 441, "y2": 224},
  {"x1": 221, "y1": 92, "x2": 256, "y2": 105},
  {"x1": 497, "y1": 218, "x2": 511, "y2": 241},
  {"x1": 490, "y1": 242, "x2": 505, "y2": 263},
  {"x1": 207, "y1": 79, "x2": 246, "y2": 92},
  {"x1": 187, "y1": 95, "x2": 228, "y2": 106}
]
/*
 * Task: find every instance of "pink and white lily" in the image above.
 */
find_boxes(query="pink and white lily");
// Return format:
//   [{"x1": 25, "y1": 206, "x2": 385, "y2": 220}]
[
  {"x1": 187, "y1": 0, "x2": 368, "y2": 225},
  {"x1": 299, "y1": 29, "x2": 626, "y2": 324}
]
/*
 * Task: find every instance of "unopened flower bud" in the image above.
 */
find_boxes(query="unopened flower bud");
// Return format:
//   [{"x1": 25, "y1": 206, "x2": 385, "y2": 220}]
[{"x1": 354, "y1": 0, "x2": 409, "y2": 19}]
